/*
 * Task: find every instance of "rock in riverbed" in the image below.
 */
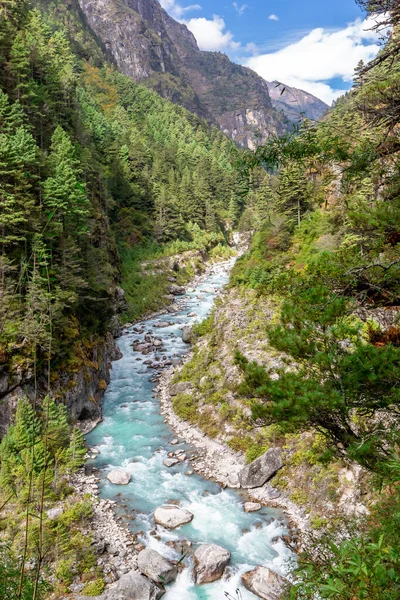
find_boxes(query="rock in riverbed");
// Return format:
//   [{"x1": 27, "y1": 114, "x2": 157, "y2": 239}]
[
  {"x1": 194, "y1": 544, "x2": 231, "y2": 584},
  {"x1": 243, "y1": 502, "x2": 262, "y2": 513},
  {"x1": 163, "y1": 458, "x2": 179, "y2": 467},
  {"x1": 138, "y1": 548, "x2": 177, "y2": 584},
  {"x1": 242, "y1": 566, "x2": 290, "y2": 600},
  {"x1": 239, "y1": 448, "x2": 283, "y2": 489},
  {"x1": 96, "y1": 570, "x2": 164, "y2": 599},
  {"x1": 154, "y1": 506, "x2": 194, "y2": 529},
  {"x1": 107, "y1": 470, "x2": 131, "y2": 485}
]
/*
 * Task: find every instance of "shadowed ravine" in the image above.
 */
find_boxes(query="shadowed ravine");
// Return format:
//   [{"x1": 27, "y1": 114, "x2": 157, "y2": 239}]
[{"x1": 86, "y1": 258, "x2": 292, "y2": 599}]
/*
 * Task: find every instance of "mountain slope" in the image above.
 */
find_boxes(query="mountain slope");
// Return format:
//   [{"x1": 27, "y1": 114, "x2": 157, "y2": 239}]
[
  {"x1": 77, "y1": 0, "x2": 289, "y2": 147},
  {"x1": 266, "y1": 81, "x2": 329, "y2": 123}
]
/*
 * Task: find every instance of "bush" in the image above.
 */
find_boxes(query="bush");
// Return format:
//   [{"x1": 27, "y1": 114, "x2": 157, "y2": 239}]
[{"x1": 82, "y1": 578, "x2": 105, "y2": 596}]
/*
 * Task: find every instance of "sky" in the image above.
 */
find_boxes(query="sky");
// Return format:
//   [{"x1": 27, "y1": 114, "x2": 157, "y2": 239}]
[{"x1": 159, "y1": 0, "x2": 387, "y2": 105}]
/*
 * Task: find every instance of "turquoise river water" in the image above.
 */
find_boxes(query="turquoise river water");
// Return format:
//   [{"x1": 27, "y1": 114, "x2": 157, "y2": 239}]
[{"x1": 86, "y1": 259, "x2": 292, "y2": 599}]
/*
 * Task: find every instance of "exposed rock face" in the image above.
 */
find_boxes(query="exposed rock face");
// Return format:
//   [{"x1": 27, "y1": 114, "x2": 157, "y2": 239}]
[
  {"x1": 194, "y1": 544, "x2": 231, "y2": 584},
  {"x1": 239, "y1": 448, "x2": 284, "y2": 489},
  {"x1": 154, "y1": 505, "x2": 194, "y2": 529},
  {"x1": 107, "y1": 469, "x2": 132, "y2": 485},
  {"x1": 266, "y1": 81, "x2": 328, "y2": 124},
  {"x1": 77, "y1": 0, "x2": 287, "y2": 148},
  {"x1": 97, "y1": 570, "x2": 165, "y2": 600},
  {"x1": 242, "y1": 566, "x2": 289, "y2": 600},
  {"x1": 137, "y1": 549, "x2": 177, "y2": 584},
  {"x1": 0, "y1": 332, "x2": 121, "y2": 439},
  {"x1": 169, "y1": 381, "x2": 192, "y2": 396}
]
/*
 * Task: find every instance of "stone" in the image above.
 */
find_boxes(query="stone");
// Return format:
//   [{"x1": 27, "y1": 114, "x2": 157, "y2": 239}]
[
  {"x1": 169, "y1": 382, "x2": 193, "y2": 396},
  {"x1": 170, "y1": 439, "x2": 179, "y2": 445},
  {"x1": 138, "y1": 549, "x2": 177, "y2": 584},
  {"x1": 181, "y1": 327, "x2": 192, "y2": 344},
  {"x1": 153, "y1": 340, "x2": 163, "y2": 347},
  {"x1": 242, "y1": 566, "x2": 290, "y2": 600},
  {"x1": 98, "y1": 570, "x2": 164, "y2": 600},
  {"x1": 154, "y1": 506, "x2": 194, "y2": 529},
  {"x1": 187, "y1": 312, "x2": 197, "y2": 318},
  {"x1": 154, "y1": 321, "x2": 173, "y2": 328},
  {"x1": 107, "y1": 469, "x2": 131, "y2": 485},
  {"x1": 243, "y1": 502, "x2": 262, "y2": 513},
  {"x1": 169, "y1": 285, "x2": 186, "y2": 296},
  {"x1": 194, "y1": 544, "x2": 231, "y2": 584},
  {"x1": 163, "y1": 458, "x2": 179, "y2": 467},
  {"x1": 46, "y1": 507, "x2": 63, "y2": 520},
  {"x1": 238, "y1": 448, "x2": 283, "y2": 489}
]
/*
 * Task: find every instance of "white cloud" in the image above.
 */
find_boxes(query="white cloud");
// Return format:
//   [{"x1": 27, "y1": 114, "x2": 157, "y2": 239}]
[
  {"x1": 245, "y1": 16, "x2": 384, "y2": 104},
  {"x1": 268, "y1": 14, "x2": 279, "y2": 21},
  {"x1": 159, "y1": 0, "x2": 201, "y2": 19},
  {"x1": 233, "y1": 2, "x2": 248, "y2": 16},
  {"x1": 184, "y1": 15, "x2": 241, "y2": 51}
]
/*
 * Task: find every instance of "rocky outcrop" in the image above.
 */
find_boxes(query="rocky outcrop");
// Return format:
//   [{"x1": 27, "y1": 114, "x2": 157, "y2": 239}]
[
  {"x1": 76, "y1": 0, "x2": 288, "y2": 148},
  {"x1": 242, "y1": 566, "x2": 290, "y2": 600},
  {"x1": 137, "y1": 549, "x2": 177, "y2": 585},
  {"x1": 239, "y1": 449, "x2": 284, "y2": 489},
  {"x1": 107, "y1": 469, "x2": 131, "y2": 485},
  {"x1": 194, "y1": 544, "x2": 231, "y2": 584},
  {"x1": 266, "y1": 81, "x2": 328, "y2": 124},
  {"x1": 96, "y1": 570, "x2": 165, "y2": 600},
  {"x1": 0, "y1": 332, "x2": 122, "y2": 439},
  {"x1": 154, "y1": 505, "x2": 194, "y2": 529},
  {"x1": 169, "y1": 382, "x2": 192, "y2": 396}
]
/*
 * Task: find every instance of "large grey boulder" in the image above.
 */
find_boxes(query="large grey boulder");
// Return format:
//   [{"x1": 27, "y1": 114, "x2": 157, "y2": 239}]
[
  {"x1": 97, "y1": 570, "x2": 164, "y2": 600},
  {"x1": 243, "y1": 502, "x2": 262, "y2": 513},
  {"x1": 107, "y1": 469, "x2": 131, "y2": 485},
  {"x1": 239, "y1": 448, "x2": 283, "y2": 489},
  {"x1": 194, "y1": 544, "x2": 231, "y2": 584},
  {"x1": 169, "y1": 382, "x2": 192, "y2": 397},
  {"x1": 169, "y1": 285, "x2": 186, "y2": 296},
  {"x1": 181, "y1": 327, "x2": 192, "y2": 344},
  {"x1": 242, "y1": 566, "x2": 290, "y2": 600},
  {"x1": 154, "y1": 506, "x2": 194, "y2": 529},
  {"x1": 138, "y1": 549, "x2": 177, "y2": 585}
]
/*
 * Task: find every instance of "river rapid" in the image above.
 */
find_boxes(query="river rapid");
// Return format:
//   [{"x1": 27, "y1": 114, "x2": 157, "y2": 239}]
[{"x1": 86, "y1": 258, "x2": 292, "y2": 599}]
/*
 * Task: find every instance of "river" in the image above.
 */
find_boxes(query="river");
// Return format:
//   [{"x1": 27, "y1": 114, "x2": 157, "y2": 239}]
[{"x1": 86, "y1": 258, "x2": 292, "y2": 599}]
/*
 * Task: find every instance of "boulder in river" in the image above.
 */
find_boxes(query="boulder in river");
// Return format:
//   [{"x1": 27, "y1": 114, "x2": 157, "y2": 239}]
[
  {"x1": 194, "y1": 544, "x2": 231, "y2": 584},
  {"x1": 239, "y1": 448, "x2": 283, "y2": 489},
  {"x1": 163, "y1": 458, "x2": 179, "y2": 468},
  {"x1": 138, "y1": 548, "x2": 178, "y2": 585},
  {"x1": 97, "y1": 570, "x2": 164, "y2": 600},
  {"x1": 242, "y1": 566, "x2": 290, "y2": 600},
  {"x1": 154, "y1": 505, "x2": 194, "y2": 529},
  {"x1": 107, "y1": 469, "x2": 131, "y2": 485},
  {"x1": 182, "y1": 326, "x2": 192, "y2": 344},
  {"x1": 243, "y1": 502, "x2": 262, "y2": 513},
  {"x1": 170, "y1": 382, "x2": 192, "y2": 396}
]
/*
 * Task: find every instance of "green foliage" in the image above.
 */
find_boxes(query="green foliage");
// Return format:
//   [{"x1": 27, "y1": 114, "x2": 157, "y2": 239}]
[
  {"x1": 0, "y1": 543, "x2": 49, "y2": 600},
  {"x1": 82, "y1": 578, "x2": 105, "y2": 596},
  {"x1": 172, "y1": 393, "x2": 198, "y2": 422},
  {"x1": 289, "y1": 484, "x2": 400, "y2": 599}
]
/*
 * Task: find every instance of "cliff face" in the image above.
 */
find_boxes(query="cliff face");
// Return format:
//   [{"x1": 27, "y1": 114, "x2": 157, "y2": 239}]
[
  {"x1": 266, "y1": 81, "x2": 328, "y2": 124},
  {"x1": 77, "y1": 0, "x2": 287, "y2": 147}
]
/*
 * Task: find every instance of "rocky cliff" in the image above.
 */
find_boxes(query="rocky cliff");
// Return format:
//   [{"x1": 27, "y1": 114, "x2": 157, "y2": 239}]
[
  {"x1": 77, "y1": 0, "x2": 288, "y2": 147},
  {"x1": 266, "y1": 81, "x2": 328, "y2": 125}
]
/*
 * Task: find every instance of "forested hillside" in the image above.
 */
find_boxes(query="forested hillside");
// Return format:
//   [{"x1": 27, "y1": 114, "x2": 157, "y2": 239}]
[
  {"x1": 229, "y1": 0, "x2": 400, "y2": 595},
  {"x1": 0, "y1": 0, "x2": 245, "y2": 404}
]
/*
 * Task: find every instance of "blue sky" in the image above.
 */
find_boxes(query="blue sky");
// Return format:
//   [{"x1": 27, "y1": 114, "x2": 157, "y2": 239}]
[{"x1": 159, "y1": 0, "x2": 386, "y2": 104}]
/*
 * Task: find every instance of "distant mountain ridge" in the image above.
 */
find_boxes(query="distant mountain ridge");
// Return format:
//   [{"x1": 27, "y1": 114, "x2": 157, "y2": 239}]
[{"x1": 78, "y1": 0, "x2": 327, "y2": 146}]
